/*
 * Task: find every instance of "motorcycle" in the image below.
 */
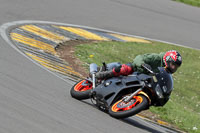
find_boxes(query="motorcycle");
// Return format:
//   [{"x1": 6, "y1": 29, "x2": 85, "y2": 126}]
[{"x1": 70, "y1": 63, "x2": 173, "y2": 119}]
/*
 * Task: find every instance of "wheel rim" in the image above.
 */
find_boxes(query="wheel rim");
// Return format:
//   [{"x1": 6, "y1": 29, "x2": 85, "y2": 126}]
[
  {"x1": 111, "y1": 96, "x2": 143, "y2": 112},
  {"x1": 74, "y1": 80, "x2": 92, "y2": 92}
]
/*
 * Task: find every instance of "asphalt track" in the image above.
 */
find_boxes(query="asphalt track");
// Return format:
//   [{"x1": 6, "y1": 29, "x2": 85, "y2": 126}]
[{"x1": 0, "y1": 0, "x2": 200, "y2": 133}]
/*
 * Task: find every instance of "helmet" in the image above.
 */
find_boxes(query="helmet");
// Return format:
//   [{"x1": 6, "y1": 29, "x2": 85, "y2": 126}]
[{"x1": 163, "y1": 50, "x2": 182, "y2": 73}]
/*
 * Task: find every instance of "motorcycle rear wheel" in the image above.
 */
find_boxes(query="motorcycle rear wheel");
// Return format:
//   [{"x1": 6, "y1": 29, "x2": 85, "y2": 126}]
[
  {"x1": 108, "y1": 95, "x2": 148, "y2": 119},
  {"x1": 70, "y1": 80, "x2": 93, "y2": 100}
]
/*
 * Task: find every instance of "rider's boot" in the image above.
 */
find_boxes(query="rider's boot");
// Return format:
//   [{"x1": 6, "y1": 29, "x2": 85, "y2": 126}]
[{"x1": 95, "y1": 70, "x2": 114, "y2": 80}]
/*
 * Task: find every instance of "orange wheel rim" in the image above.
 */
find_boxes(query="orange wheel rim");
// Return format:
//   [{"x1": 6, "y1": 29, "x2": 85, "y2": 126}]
[
  {"x1": 111, "y1": 96, "x2": 143, "y2": 112},
  {"x1": 74, "y1": 80, "x2": 92, "y2": 92}
]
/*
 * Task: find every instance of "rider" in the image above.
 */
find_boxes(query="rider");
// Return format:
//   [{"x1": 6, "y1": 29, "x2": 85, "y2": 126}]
[{"x1": 95, "y1": 50, "x2": 182, "y2": 79}]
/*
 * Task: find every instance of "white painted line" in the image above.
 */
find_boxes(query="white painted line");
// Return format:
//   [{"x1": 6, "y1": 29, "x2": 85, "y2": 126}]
[
  {"x1": 0, "y1": 21, "x2": 75, "y2": 86},
  {"x1": 2, "y1": 20, "x2": 199, "y2": 50}
]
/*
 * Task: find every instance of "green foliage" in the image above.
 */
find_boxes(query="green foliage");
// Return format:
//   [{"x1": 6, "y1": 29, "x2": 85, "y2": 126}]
[
  {"x1": 75, "y1": 41, "x2": 200, "y2": 133},
  {"x1": 175, "y1": 0, "x2": 200, "y2": 7}
]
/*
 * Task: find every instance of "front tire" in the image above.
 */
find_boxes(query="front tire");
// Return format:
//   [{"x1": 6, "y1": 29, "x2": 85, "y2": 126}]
[
  {"x1": 108, "y1": 95, "x2": 149, "y2": 119},
  {"x1": 70, "y1": 80, "x2": 93, "y2": 100}
]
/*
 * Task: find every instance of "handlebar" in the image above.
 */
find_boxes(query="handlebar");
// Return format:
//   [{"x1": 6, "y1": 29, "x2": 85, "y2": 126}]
[{"x1": 142, "y1": 64, "x2": 155, "y2": 75}]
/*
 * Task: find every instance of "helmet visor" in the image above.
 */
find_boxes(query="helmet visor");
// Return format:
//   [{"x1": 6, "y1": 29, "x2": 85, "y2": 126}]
[{"x1": 169, "y1": 62, "x2": 180, "y2": 73}]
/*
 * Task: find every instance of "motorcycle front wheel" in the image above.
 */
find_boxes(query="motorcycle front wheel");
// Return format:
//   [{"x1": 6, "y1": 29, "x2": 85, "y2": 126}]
[
  {"x1": 70, "y1": 80, "x2": 93, "y2": 100},
  {"x1": 108, "y1": 95, "x2": 149, "y2": 119}
]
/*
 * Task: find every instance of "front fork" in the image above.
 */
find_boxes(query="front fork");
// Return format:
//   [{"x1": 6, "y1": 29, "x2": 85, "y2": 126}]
[
  {"x1": 92, "y1": 73, "x2": 96, "y2": 89},
  {"x1": 123, "y1": 88, "x2": 143, "y2": 103},
  {"x1": 123, "y1": 89, "x2": 151, "y2": 105},
  {"x1": 89, "y1": 63, "x2": 98, "y2": 89}
]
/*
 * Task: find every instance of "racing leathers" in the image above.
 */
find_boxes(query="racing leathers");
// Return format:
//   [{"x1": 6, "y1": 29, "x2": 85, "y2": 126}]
[{"x1": 95, "y1": 52, "x2": 165, "y2": 80}]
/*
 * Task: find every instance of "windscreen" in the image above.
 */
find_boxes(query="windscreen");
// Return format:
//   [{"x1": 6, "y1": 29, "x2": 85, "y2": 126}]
[{"x1": 156, "y1": 67, "x2": 173, "y2": 95}]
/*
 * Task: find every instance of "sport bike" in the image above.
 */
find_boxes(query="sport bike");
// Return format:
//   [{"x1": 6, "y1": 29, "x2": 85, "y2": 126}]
[{"x1": 70, "y1": 63, "x2": 173, "y2": 119}]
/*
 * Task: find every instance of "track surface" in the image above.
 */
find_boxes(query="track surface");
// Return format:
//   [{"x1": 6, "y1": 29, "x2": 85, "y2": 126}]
[{"x1": 0, "y1": 0, "x2": 200, "y2": 133}]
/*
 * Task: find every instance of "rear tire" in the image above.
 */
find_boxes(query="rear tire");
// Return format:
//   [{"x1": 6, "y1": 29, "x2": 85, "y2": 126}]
[
  {"x1": 70, "y1": 80, "x2": 93, "y2": 100},
  {"x1": 108, "y1": 95, "x2": 149, "y2": 119}
]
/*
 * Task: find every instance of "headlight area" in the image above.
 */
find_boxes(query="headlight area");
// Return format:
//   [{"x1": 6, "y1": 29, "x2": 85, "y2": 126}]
[{"x1": 155, "y1": 84, "x2": 164, "y2": 99}]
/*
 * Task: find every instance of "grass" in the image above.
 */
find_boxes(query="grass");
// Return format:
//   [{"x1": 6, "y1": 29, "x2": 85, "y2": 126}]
[
  {"x1": 174, "y1": 0, "x2": 200, "y2": 7},
  {"x1": 74, "y1": 41, "x2": 200, "y2": 133}
]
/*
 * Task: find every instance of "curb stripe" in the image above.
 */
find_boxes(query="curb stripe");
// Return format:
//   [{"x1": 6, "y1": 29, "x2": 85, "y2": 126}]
[
  {"x1": 12, "y1": 28, "x2": 57, "y2": 47},
  {"x1": 42, "y1": 64, "x2": 80, "y2": 79},
  {"x1": 20, "y1": 25, "x2": 70, "y2": 43},
  {"x1": 18, "y1": 44, "x2": 66, "y2": 65},
  {"x1": 26, "y1": 53, "x2": 82, "y2": 77},
  {"x1": 157, "y1": 120, "x2": 169, "y2": 126},
  {"x1": 37, "y1": 24, "x2": 86, "y2": 40},
  {"x1": 56, "y1": 26, "x2": 109, "y2": 41},
  {"x1": 110, "y1": 33, "x2": 152, "y2": 43},
  {"x1": 86, "y1": 29, "x2": 125, "y2": 42},
  {"x1": 27, "y1": 52, "x2": 73, "y2": 70},
  {"x1": 10, "y1": 33, "x2": 56, "y2": 55}
]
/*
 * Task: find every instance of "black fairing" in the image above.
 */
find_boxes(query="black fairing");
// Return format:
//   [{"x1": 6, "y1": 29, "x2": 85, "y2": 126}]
[
  {"x1": 156, "y1": 67, "x2": 173, "y2": 94},
  {"x1": 93, "y1": 73, "x2": 144, "y2": 108},
  {"x1": 92, "y1": 67, "x2": 173, "y2": 109},
  {"x1": 153, "y1": 67, "x2": 173, "y2": 106}
]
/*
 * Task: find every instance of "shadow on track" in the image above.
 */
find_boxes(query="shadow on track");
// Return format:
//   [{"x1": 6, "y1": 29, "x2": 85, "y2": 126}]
[
  {"x1": 121, "y1": 118, "x2": 163, "y2": 133},
  {"x1": 80, "y1": 100, "x2": 163, "y2": 133}
]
